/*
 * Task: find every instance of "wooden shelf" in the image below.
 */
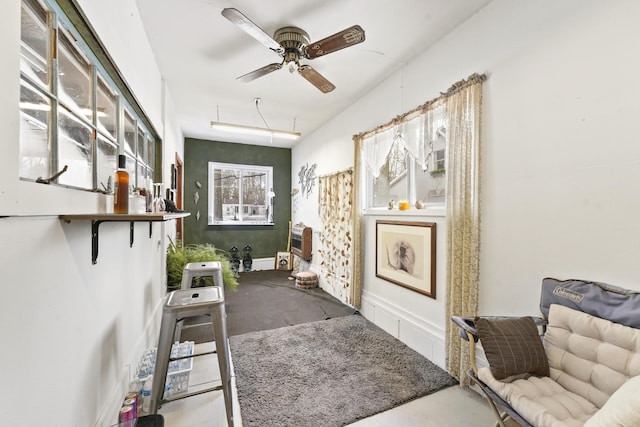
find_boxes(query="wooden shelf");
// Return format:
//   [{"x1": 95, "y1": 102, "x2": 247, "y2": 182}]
[
  {"x1": 60, "y1": 212, "x2": 190, "y2": 264},
  {"x1": 60, "y1": 212, "x2": 190, "y2": 222}
]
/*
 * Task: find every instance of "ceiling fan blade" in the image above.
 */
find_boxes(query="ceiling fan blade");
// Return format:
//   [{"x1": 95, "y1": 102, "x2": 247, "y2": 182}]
[
  {"x1": 237, "y1": 63, "x2": 283, "y2": 82},
  {"x1": 221, "y1": 8, "x2": 284, "y2": 54},
  {"x1": 299, "y1": 65, "x2": 335, "y2": 93},
  {"x1": 305, "y1": 25, "x2": 365, "y2": 59}
]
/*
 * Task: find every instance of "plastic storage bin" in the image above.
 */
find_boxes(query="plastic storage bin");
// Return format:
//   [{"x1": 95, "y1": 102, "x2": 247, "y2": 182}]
[{"x1": 137, "y1": 341, "x2": 194, "y2": 397}]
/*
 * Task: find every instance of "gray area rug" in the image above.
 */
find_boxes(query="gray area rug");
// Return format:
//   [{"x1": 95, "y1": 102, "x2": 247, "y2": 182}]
[{"x1": 229, "y1": 314, "x2": 458, "y2": 427}]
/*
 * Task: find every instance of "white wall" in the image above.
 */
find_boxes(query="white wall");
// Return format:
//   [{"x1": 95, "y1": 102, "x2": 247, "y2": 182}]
[
  {"x1": 292, "y1": 0, "x2": 640, "y2": 368},
  {"x1": 0, "y1": 0, "x2": 184, "y2": 425}
]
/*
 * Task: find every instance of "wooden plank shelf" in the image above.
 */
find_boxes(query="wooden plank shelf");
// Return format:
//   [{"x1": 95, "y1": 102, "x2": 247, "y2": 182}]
[{"x1": 60, "y1": 212, "x2": 190, "y2": 264}]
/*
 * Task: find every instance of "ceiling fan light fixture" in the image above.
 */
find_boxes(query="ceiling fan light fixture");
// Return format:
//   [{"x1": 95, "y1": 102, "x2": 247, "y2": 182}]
[
  {"x1": 210, "y1": 121, "x2": 301, "y2": 141},
  {"x1": 222, "y1": 8, "x2": 365, "y2": 93}
]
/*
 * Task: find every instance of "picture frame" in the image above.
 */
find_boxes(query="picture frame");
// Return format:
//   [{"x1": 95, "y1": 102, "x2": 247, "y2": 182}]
[
  {"x1": 171, "y1": 163, "x2": 177, "y2": 190},
  {"x1": 375, "y1": 220, "x2": 436, "y2": 299},
  {"x1": 275, "y1": 251, "x2": 292, "y2": 271}
]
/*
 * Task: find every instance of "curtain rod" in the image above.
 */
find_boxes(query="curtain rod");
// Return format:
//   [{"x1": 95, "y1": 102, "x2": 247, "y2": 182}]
[
  {"x1": 353, "y1": 72, "x2": 487, "y2": 141},
  {"x1": 317, "y1": 167, "x2": 353, "y2": 179}
]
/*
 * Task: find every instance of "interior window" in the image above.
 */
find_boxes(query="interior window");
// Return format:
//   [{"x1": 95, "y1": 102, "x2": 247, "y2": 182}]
[
  {"x1": 57, "y1": 26, "x2": 93, "y2": 120},
  {"x1": 19, "y1": 79, "x2": 50, "y2": 180},
  {"x1": 57, "y1": 105, "x2": 93, "y2": 188},
  {"x1": 208, "y1": 162, "x2": 273, "y2": 225},
  {"x1": 18, "y1": 0, "x2": 156, "y2": 193},
  {"x1": 20, "y1": 0, "x2": 49, "y2": 89},
  {"x1": 97, "y1": 74, "x2": 117, "y2": 139}
]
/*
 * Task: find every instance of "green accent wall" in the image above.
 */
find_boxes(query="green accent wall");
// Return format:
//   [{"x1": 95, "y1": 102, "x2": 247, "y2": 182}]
[{"x1": 183, "y1": 138, "x2": 291, "y2": 259}]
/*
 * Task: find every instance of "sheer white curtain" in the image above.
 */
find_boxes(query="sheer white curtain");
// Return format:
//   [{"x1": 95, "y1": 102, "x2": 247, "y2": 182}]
[
  {"x1": 363, "y1": 127, "x2": 395, "y2": 178},
  {"x1": 361, "y1": 101, "x2": 447, "y2": 178},
  {"x1": 402, "y1": 112, "x2": 426, "y2": 170}
]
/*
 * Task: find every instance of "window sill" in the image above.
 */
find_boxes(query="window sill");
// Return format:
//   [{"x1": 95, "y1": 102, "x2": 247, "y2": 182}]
[
  {"x1": 364, "y1": 206, "x2": 446, "y2": 218},
  {"x1": 208, "y1": 221, "x2": 274, "y2": 226}
]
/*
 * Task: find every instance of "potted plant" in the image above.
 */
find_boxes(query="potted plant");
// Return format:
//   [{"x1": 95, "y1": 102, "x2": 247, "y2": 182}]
[{"x1": 166, "y1": 238, "x2": 239, "y2": 292}]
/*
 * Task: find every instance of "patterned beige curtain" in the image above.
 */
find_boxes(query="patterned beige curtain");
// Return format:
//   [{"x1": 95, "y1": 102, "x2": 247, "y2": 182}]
[
  {"x1": 444, "y1": 74, "x2": 485, "y2": 386},
  {"x1": 318, "y1": 169, "x2": 355, "y2": 305}
]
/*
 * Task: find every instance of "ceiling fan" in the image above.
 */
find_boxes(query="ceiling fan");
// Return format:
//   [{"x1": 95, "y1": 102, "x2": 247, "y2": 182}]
[{"x1": 221, "y1": 8, "x2": 365, "y2": 93}]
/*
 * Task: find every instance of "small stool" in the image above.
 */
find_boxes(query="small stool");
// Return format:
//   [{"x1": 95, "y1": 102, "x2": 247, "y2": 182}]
[
  {"x1": 181, "y1": 261, "x2": 224, "y2": 297},
  {"x1": 295, "y1": 271, "x2": 318, "y2": 289},
  {"x1": 177, "y1": 261, "x2": 225, "y2": 341},
  {"x1": 149, "y1": 287, "x2": 233, "y2": 427}
]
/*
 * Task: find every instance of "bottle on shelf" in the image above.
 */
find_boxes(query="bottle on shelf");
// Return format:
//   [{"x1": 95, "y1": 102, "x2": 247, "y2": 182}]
[
  {"x1": 152, "y1": 183, "x2": 165, "y2": 213},
  {"x1": 114, "y1": 154, "x2": 129, "y2": 214}
]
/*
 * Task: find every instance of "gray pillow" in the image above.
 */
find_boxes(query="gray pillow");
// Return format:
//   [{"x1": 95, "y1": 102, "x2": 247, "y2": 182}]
[{"x1": 475, "y1": 316, "x2": 550, "y2": 380}]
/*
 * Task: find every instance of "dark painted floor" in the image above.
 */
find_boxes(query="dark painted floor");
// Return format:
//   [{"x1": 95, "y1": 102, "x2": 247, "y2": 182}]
[{"x1": 181, "y1": 269, "x2": 357, "y2": 342}]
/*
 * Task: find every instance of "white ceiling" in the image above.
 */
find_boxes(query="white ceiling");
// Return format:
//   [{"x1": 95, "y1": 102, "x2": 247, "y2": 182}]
[{"x1": 135, "y1": 0, "x2": 491, "y2": 148}]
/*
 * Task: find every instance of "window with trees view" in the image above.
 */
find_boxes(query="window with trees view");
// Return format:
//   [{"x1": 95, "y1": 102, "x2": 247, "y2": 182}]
[{"x1": 208, "y1": 162, "x2": 274, "y2": 225}]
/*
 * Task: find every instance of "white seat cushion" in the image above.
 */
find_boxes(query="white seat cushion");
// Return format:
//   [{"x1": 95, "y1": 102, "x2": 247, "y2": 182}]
[{"x1": 479, "y1": 368, "x2": 597, "y2": 427}]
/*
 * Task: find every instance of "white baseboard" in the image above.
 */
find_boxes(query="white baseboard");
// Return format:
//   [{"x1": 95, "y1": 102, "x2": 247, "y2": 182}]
[{"x1": 360, "y1": 291, "x2": 447, "y2": 369}]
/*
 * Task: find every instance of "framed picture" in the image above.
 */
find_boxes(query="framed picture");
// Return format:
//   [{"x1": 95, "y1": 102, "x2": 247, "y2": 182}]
[
  {"x1": 376, "y1": 220, "x2": 436, "y2": 299},
  {"x1": 171, "y1": 163, "x2": 177, "y2": 190},
  {"x1": 275, "y1": 251, "x2": 292, "y2": 271}
]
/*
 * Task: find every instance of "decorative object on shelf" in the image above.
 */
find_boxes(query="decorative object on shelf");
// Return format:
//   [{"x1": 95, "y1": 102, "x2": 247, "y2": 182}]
[
  {"x1": 193, "y1": 191, "x2": 200, "y2": 205},
  {"x1": 375, "y1": 220, "x2": 437, "y2": 299},
  {"x1": 298, "y1": 162, "x2": 317, "y2": 198},
  {"x1": 152, "y1": 183, "x2": 165, "y2": 213},
  {"x1": 388, "y1": 200, "x2": 395, "y2": 210},
  {"x1": 164, "y1": 198, "x2": 183, "y2": 213},
  {"x1": 242, "y1": 245, "x2": 253, "y2": 272},
  {"x1": 415, "y1": 200, "x2": 425, "y2": 209},
  {"x1": 130, "y1": 193, "x2": 146, "y2": 214},
  {"x1": 398, "y1": 200, "x2": 410, "y2": 210},
  {"x1": 165, "y1": 238, "x2": 238, "y2": 292},
  {"x1": 114, "y1": 155, "x2": 129, "y2": 214},
  {"x1": 103, "y1": 194, "x2": 114, "y2": 214},
  {"x1": 229, "y1": 246, "x2": 241, "y2": 277}
]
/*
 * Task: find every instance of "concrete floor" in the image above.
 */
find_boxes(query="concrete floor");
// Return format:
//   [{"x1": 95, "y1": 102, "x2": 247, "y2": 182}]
[{"x1": 153, "y1": 342, "x2": 498, "y2": 427}]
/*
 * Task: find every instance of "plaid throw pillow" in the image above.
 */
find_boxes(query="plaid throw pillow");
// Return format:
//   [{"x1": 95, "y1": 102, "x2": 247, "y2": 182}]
[{"x1": 475, "y1": 316, "x2": 550, "y2": 380}]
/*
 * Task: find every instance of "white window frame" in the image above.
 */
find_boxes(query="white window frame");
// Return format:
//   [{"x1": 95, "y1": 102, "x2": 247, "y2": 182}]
[
  {"x1": 18, "y1": 0, "x2": 155, "y2": 192},
  {"x1": 207, "y1": 162, "x2": 274, "y2": 226}
]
